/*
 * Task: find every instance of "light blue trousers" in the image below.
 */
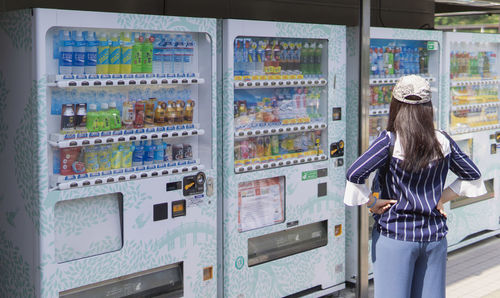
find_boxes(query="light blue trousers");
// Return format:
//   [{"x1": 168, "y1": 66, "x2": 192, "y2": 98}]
[{"x1": 372, "y1": 228, "x2": 447, "y2": 298}]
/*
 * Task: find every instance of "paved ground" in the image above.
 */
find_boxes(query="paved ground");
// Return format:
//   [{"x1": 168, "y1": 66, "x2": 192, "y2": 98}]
[{"x1": 330, "y1": 235, "x2": 500, "y2": 298}]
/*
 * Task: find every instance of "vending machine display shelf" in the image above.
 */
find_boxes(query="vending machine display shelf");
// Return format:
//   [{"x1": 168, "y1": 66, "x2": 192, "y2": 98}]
[
  {"x1": 234, "y1": 122, "x2": 327, "y2": 139},
  {"x1": 369, "y1": 107, "x2": 390, "y2": 116},
  {"x1": 49, "y1": 125, "x2": 203, "y2": 148},
  {"x1": 47, "y1": 74, "x2": 205, "y2": 88},
  {"x1": 235, "y1": 153, "x2": 327, "y2": 173},
  {"x1": 450, "y1": 123, "x2": 500, "y2": 135},
  {"x1": 451, "y1": 78, "x2": 500, "y2": 87},
  {"x1": 451, "y1": 102, "x2": 500, "y2": 111},
  {"x1": 234, "y1": 77, "x2": 327, "y2": 89},
  {"x1": 52, "y1": 160, "x2": 203, "y2": 189},
  {"x1": 370, "y1": 75, "x2": 435, "y2": 85}
]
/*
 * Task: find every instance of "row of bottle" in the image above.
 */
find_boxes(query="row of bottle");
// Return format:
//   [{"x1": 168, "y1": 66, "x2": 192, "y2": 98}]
[
  {"x1": 451, "y1": 85, "x2": 500, "y2": 105},
  {"x1": 60, "y1": 98, "x2": 195, "y2": 133},
  {"x1": 59, "y1": 140, "x2": 193, "y2": 175},
  {"x1": 234, "y1": 131, "x2": 322, "y2": 162},
  {"x1": 370, "y1": 46, "x2": 429, "y2": 77},
  {"x1": 451, "y1": 107, "x2": 499, "y2": 128},
  {"x1": 234, "y1": 87, "x2": 323, "y2": 129},
  {"x1": 234, "y1": 38, "x2": 324, "y2": 77},
  {"x1": 55, "y1": 30, "x2": 195, "y2": 76},
  {"x1": 450, "y1": 51, "x2": 497, "y2": 79},
  {"x1": 370, "y1": 85, "x2": 393, "y2": 107}
]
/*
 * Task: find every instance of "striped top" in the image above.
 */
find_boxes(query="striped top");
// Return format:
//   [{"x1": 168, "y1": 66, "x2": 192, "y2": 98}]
[{"x1": 346, "y1": 130, "x2": 482, "y2": 242}]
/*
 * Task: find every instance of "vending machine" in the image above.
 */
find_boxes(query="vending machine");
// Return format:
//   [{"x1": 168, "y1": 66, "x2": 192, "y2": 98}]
[
  {"x1": 345, "y1": 27, "x2": 443, "y2": 282},
  {"x1": 441, "y1": 32, "x2": 500, "y2": 249},
  {"x1": 0, "y1": 9, "x2": 218, "y2": 297},
  {"x1": 221, "y1": 19, "x2": 347, "y2": 297}
]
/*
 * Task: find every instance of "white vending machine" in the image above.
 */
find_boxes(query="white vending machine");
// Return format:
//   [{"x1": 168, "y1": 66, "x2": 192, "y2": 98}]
[
  {"x1": 0, "y1": 9, "x2": 218, "y2": 297},
  {"x1": 221, "y1": 19, "x2": 347, "y2": 297},
  {"x1": 441, "y1": 32, "x2": 500, "y2": 249},
  {"x1": 345, "y1": 27, "x2": 443, "y2": 282}
]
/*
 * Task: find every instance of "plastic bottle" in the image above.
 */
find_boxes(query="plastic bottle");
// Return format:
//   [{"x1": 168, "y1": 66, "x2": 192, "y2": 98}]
[
  {"x1": 314, "y1": 43, "x2": 323, "y2": 75},
  {"x1": 184, "y1": 34, "x2": 195, "y2": 76},
  {"x1": 255, "y1": 40, "x2": 265, "y2": 75},
  {"x1": 248, "y1": 40, "x2": 257, "y2": 76},
  {"x1": 97, "y1": 32, "x2": 109, "y2": 74},
  {"x1": 131, "y1": 32, "x2": 143, "y2": 73},
  {"x1": 98, "y1": 145, "x2": 112, "y2": 171},
  {"x1": 59, "y1": 30, "x2": 73, "y2": 75},
  {"x1": 86, "y1": 104, "x2": 99, "y2": 132},
  {"x1": 99, "y1": 103, "x2": 111, "y2": 131},
  {"x1": 121, "y1": 143, "x2": 133, "y2": 168},
  {"x1": 143, "y1": 140, "x2": 154, "y2": 165},
  {"x1": 142, "y1": 33, "x2": 153, "y2": 73},
  {"x1": 152, "y1": 34, "x2": 164, "y2": 74},
  {"x1": 264, "y1": 40, "x2": 273, "y2": 75},
  {"x1": 72, "y1": 31, "x2": 86, "y2": 75},
  {"x1": 272, "y1": 40, "x2": 281, "y2": 75},
  {"x1": 109, "y1": 33, "x2": 121, "y2": 74},
  {"x1": 108, "y1": 102, "x2": 122, "y2": 130},
  {"x1": 153, "y1": 140, "x2": 165, "y2": 163},
  {"x1": 120, "y1": 32, "x2": 132, "y2": 74},
  {"x1": 132, "y1": 141, "x2": 144, "y2": 166},
  {"x1": 110, "y1": 144, "x2": 122, "y2": 169},
  {"x1": 300, "y1": 42, "x2": 309, "y2": 75},
  {"x1": 84, "y1": 146, "x2": 99, "y2": 173},
  {"x1": 174, "y1": 34, "x2": 185, "y2": 75},
  {"x1": 164, "y1": 34, "x2": 174, "y2": 75},
  {"x1": 84, "y1": 31, "x2": 98, "y2": 74}
]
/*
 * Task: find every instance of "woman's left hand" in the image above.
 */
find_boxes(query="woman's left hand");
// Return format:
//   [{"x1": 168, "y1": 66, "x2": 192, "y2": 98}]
[{"x1": 369, "y1": 195, "x2": 397, "y2": 214}]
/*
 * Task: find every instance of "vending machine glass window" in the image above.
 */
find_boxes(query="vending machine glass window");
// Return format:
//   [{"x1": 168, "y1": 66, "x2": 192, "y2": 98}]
[
  {"x1": 233, "y1": 37, "x2": 329, "y2": 173},
  {"x1": 448, "y1": 42, "x2": 500, "y2": 135},
  {"x1": 45, "y1": 28, "x2": 213, "y2": 189},
  {"x1": 368, "y1": 39, "x2": 440, "y2": 143}
]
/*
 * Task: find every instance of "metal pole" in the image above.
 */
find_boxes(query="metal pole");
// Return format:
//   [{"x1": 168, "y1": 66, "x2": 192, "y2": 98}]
[{"x1": 357, "y1": 0, "x2": 370, "y2": 297}]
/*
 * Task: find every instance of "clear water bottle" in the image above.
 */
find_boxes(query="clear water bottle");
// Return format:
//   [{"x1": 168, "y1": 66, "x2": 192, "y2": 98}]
[
  {"x1": 84, "y1": 31, "x2": 97, "y2": 74},
  {"x1": 174, "y1": 34, "x2": 185, "y2": 76},
  {"x1": 59, "y1": 30, "x2": 73, "y2": 75},
  {"x1": 72, "y1": 31, "x2": 86, "y2": 75},
  {"x1": 184, "y1": 34, "x2": 195, "y2": 76}
]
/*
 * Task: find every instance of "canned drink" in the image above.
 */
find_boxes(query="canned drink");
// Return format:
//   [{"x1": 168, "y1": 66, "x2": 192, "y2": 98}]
[
  {"x1": 84, "y1": 146, "x2": 100, "y2": 173},
  {"x1": 183, "y1": 144, "x2": 193, "y2": 160},
  {"x1": 173, "y1": 144, "x2": 184, "y2": 160},
  {"x1": 122, "y1": 101, "x2": 135, "y2": 129},
  {"x1": 164, "y1": 144, "x2": 173, "y2": 162},
  {"x1": 240, "y1": 140, "x2": 249, "y2": 159},
  {"x1": 264, "y1": 136, "x2": 271, "y2": 156}
]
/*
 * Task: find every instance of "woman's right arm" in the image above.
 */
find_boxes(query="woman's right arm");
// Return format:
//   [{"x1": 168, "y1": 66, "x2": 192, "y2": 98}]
[{"x1": 344, "y1": 131, "x2": 396, "y2": 211}]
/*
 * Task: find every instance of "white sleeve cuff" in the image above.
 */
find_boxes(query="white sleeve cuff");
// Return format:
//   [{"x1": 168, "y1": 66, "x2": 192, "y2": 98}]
[
  {"x1": 344, "y1": 181, "x2": 371, "y2": 206},
  {"x1": 449, "y1": 179, "x2": 488, "y2": 197}
]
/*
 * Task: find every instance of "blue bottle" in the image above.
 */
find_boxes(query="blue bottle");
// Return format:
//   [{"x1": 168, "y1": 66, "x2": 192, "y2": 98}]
[
  {"x1": 72, "y1": 31, "x2": 86, "y2": 75},
  {"x1": 59, "y1": 30, "x2": 73, "y2": 75}
]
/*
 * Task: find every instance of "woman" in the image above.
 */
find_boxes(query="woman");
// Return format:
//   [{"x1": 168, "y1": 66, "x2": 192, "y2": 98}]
[{"x1": 344, "y1": 75, "x2": 486, "y2": 298}]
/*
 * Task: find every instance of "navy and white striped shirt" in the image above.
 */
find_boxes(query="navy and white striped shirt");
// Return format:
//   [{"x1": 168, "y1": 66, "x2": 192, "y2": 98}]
[{"x1": 346, "y1": 130, "x2": 481, "y2": 242}]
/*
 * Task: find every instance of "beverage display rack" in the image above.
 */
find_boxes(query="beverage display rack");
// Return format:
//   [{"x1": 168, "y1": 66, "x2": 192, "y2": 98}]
[
  {"x1": 451, "y1": 102, "x2": 500, "y2": 111},
  {"x1": 451, "y1": 78, "x2": 500, "y2": 87},
  {"x1": 49, "y1": 124, "x2": 204, "y2": 148},
  {"x1": 52, "y1": 160, "x2": 203, "y2": 190},
  {"x1": 234, "y1": 152, "x2": 327, "y2": 173},
  {"x1": 234, "y1": 76, "x2": 327, "y2": 89},
  {"x1": 47, "y1": 73, "x2": 204, "y2": 88},
  {"x1": 234, "y1": 122, "x2": 327, "y2": 138},
  {"x1": 369, "y1": 75, "x2": 436, "y2": 85}
]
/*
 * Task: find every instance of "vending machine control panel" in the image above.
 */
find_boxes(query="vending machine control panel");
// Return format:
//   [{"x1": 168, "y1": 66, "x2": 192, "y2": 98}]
[{"x1": 183, "y1": 172, "x2": 206, "y2": 196}]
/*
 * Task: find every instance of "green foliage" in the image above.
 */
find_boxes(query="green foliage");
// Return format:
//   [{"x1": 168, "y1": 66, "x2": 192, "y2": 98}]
[{"x1": 436, "y1": 15, "x2": 499, "y2": 33}]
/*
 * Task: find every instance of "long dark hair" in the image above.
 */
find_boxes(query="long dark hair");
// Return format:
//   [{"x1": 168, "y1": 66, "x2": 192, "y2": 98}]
[{"x1": 386, "y1": 96, "x2": 443, "y2": 172}]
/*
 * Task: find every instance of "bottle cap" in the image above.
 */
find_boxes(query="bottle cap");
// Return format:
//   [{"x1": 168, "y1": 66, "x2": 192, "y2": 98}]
[
  {"x1": 101, "y1": 103, "x2": 109, "y2": 110},
  {"x1": 109, "y1": 102, "x2": 117, "y2": 108},
  {"x1": 89, "y1": 103, "x2": 97, "y2": 110}
]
